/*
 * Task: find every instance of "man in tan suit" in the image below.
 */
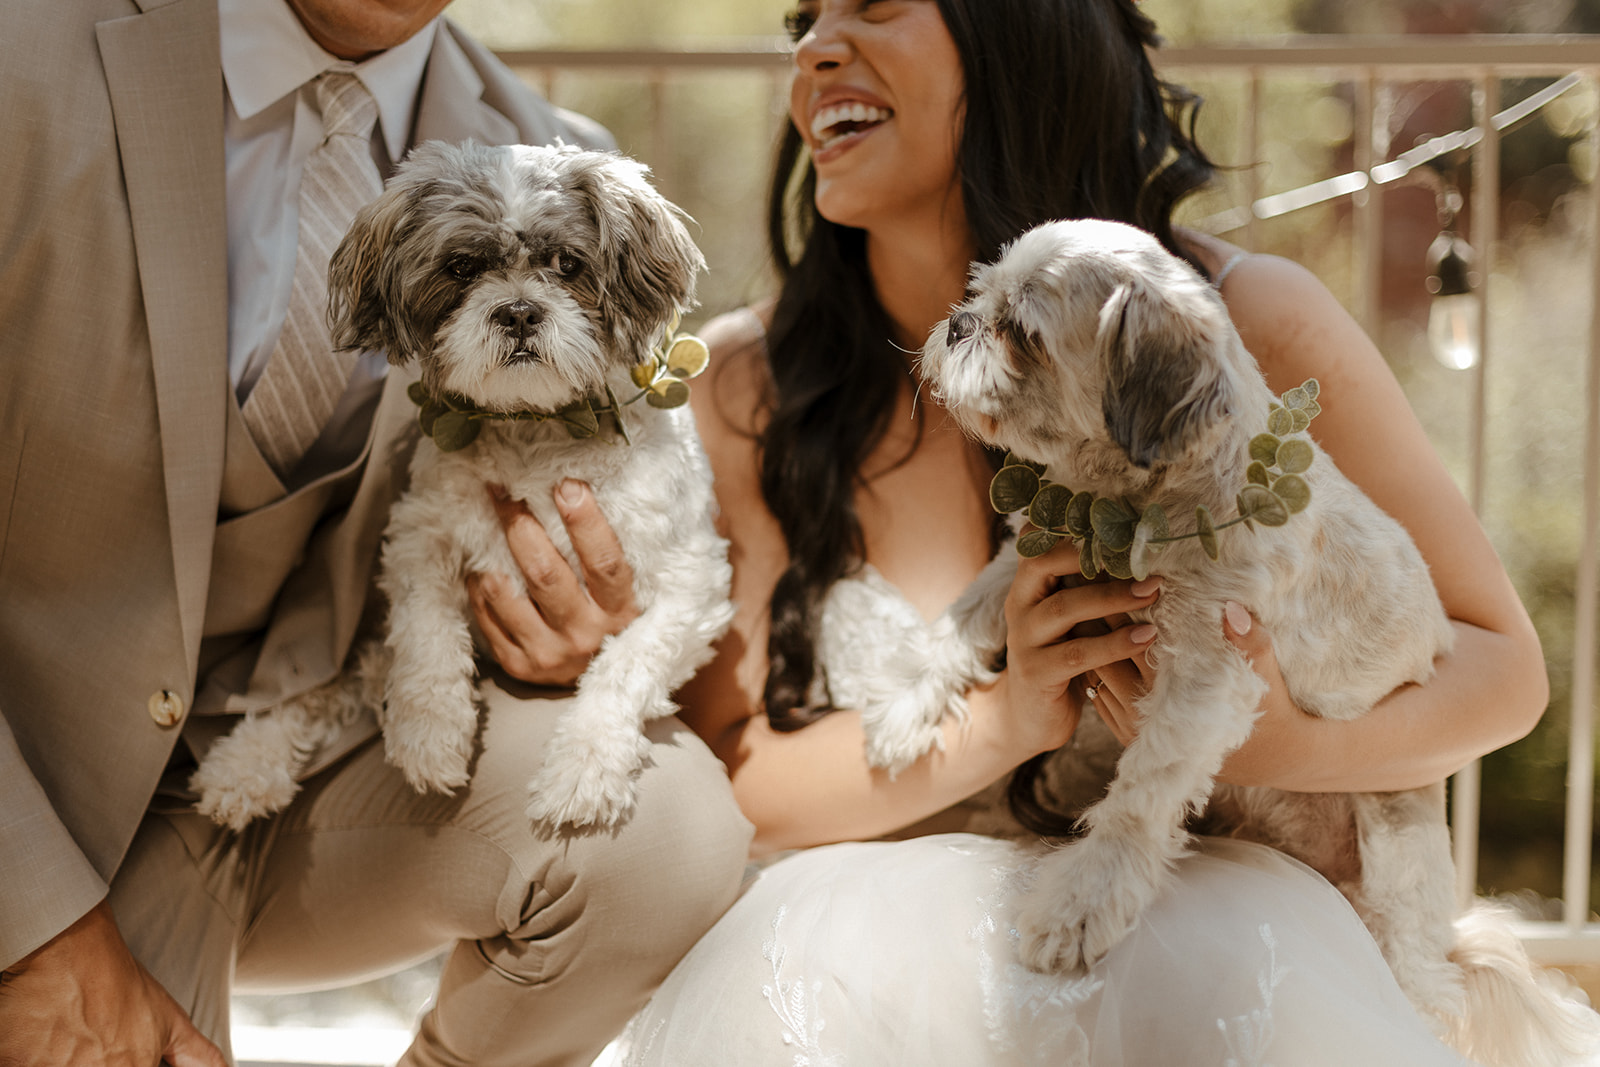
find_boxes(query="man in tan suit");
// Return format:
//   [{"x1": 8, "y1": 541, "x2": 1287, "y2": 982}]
[{"x1": 0, "y1": 1, "x2": 752, "y2": 1064}]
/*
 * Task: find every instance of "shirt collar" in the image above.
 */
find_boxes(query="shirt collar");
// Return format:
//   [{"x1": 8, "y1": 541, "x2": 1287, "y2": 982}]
[{"x1": 219, "y1": 0, "x2": 438, "y2": 164}]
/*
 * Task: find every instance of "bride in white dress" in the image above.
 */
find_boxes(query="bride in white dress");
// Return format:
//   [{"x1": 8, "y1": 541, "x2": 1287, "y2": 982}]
[{"x1": 604, "y1": 0, "x2": 1581, "y2": 1061}]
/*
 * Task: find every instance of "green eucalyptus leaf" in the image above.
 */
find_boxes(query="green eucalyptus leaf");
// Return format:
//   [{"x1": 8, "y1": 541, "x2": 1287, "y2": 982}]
[
  {"x1": 1079, "y1": 535, "x2": 1098, "y2": 579},
  {"x1": 1130, "y1": 539, "x2": 1152, "y2": 582},
  {"x1": 665, "y1": 335, "x2": 711, "y2": 379},
  {"x1": 418, "y1": 399, "x2": 446, "y2": 437},
  {"x1": 1282, "y1": 385, "x2": 1310, "y2": 410},
  {"x1": 1273, "y1": 473, "x2": 1312, "y2": 514},
  {"x1": 1029, "y1": 483, "x2": 1074, "y2": 531},
  {"x1": 645, "y1": 378, "x2": 691, "y2": 409},
  {"x1": 1090, "y1": 496, "x2": 1137, "y2": 551},
  {"x1": 1016, "y1": 529, "x2": 1063, "y2": 558},
  {"x1": 1195, "y1": 505, "x2": 1220, "y2": 561},
  {"x1": 1276, "y1": 438, "x2": 1314, "y2": 474},
  {"x1": 1249, "y1": 433, "x2": 1282, "y2": 465},
  {"x1": 1065, "y1": 491, "x2": 1095, "y2": 538},
  {"x1": 430, "y1": 410, "x2": 480, "y2": 452},
  {"x1": 561, "y1": 401, "x2": 601, "y2": 437},
  {"x1": 1267, "y1": 406, "x2": 1293, "y2": 436},
  {"x1": 1139, "y1": 502, "x2": 1170, "y2": 541},
  {"x1": 407, "y1": 380, "x2": 430, "y2": 407},
  {"x1": 1238, "y1": 483, "x2": 1290, "y2": 526},
  {"x1": 1130, "y1": 504, "x2": 1170, "y2": 582},
  {"x1": 990, "y1": 464, "x2": 1042, "y2": 514},
  {"x1": 1302, "y1": 377, "x2": 1320, "y2": 400},
  {"x1": 1100, "y1": 544, "x2": 1134, "y2": 580},
  {"x1": 1303, "y1": 399, "x2": 1322, "y2": 421},
  {"x1": 1289, "y1": 408, "x2": 1312, "y2": 433},
  {"x1": 629, "y1": 361, "x2": 657, "y2": 389},
  {"x1": 1246, "y1": 461, "x2": 1271, "y2": 487}
]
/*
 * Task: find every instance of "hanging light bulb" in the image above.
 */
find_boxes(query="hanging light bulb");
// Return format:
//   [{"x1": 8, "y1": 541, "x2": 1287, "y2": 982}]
[{"x1": 1425, "y1": 229, "x2": 1480, "y2": 371}]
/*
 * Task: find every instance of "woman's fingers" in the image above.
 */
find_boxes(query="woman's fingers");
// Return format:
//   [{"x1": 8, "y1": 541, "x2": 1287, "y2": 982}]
[
  {"x1": 1087, "y1": 655, "x2": 1148, "y2": 746},
  {"x1": 1027, "y1": 619, "x2": 1157, "y2": 701},
  {"x1": 1012, "y1": 573, "x2": 1161, "y2": 650}
]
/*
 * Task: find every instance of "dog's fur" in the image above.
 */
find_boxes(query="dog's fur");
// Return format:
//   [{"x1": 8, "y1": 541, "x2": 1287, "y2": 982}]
[
  {"x1": 859, "y1": 218, "x2": 1599, "y2": 1063},
  {"x1": 192, "y1": 142, "x2": 733, "y2": 832}
]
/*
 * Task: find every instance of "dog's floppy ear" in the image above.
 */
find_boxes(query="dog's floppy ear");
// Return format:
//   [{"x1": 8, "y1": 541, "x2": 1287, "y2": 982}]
[
  {"x1": 565, "y1": 152, "x2": 707, "y2": 354},
  {"x1": 1099, "y1": 277, "x2": 1235, "y2": 468},
  {"x1": 327, "y1": 179, "x2": 422, "y2": 364}
]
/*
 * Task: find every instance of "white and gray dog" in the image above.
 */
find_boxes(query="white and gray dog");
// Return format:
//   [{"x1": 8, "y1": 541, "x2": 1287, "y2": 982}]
[
  {"x1": 192, "y1": 142, "x2": 733, "y2": 832},
  {"x1": 861, "y1": 218, "x2": 1597, "y2": 1063}
]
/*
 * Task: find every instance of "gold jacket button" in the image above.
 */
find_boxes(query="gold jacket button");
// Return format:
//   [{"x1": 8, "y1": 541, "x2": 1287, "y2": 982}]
[{"x1": 147, "y1": 690, "x2": 184, "y2": 728}]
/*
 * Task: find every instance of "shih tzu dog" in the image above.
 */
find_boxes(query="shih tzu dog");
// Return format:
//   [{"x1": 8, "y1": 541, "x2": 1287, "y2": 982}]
[
  {"x1": 859, "y1": 218, "x2": 1595, "y2": 1062},
  {"x1": 191, "y1": 142, "x2": 732, "y2": 832}
]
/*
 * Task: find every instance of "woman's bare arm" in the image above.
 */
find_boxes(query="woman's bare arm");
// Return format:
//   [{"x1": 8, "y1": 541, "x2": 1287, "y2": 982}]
[{"x1": 1210, "y1": 250, "x2": 1546, "y2": 791}]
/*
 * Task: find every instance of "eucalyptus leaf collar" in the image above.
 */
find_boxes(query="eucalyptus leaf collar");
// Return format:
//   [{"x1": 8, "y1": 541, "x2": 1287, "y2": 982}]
[
  {"x1": 408, "y1": 320, "x2": 711, "y2": 453},
  {"x1": 990, "y1": 379, "x2": 1322, "y2": 581}
]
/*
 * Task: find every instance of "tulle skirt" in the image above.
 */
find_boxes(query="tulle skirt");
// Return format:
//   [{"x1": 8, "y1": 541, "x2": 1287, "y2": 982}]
[{"x1": 618, "y1": 834, "x2": 1471, "y2": 1066}]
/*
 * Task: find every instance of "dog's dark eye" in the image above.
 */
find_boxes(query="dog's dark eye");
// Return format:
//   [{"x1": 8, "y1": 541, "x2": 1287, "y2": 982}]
[
  {"x1": 552, "y1": 251, "x2": 584, "y2": 278},
  {"x1": 445, "y1": 255, "x2": 483, "y2": 282}
]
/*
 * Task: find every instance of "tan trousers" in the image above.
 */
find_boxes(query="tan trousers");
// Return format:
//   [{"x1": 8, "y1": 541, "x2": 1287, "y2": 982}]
[{"x1": 108, "y1": 670, "x2": 754, "y2": 1067}]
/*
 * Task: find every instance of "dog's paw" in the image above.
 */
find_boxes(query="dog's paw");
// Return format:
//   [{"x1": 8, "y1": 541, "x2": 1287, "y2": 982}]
[
  {"x1": 192, "y1": 764, "x2": 300, "y2": 833},
  {"x1": 1014, "y1": 839, "x2": 1162, "y2": 974},
  {"x1": 382, "y1": 706, "x2": 474, "y2": 795},
  {"x1": 525, "y1": 755, "x2": 639, "y2": 831},
  {"x1": 189, "y1": 717, "x2": 305, "y2": 831},
  {"x1": 524, "y1": 718, "x2": 649, "y2": 831},
  {"x1": 862, "y1": 710, "x2": 947, "y2": 775},
  {"x1": 860, "y1": 677, "x2": 962, "y2": 775}
]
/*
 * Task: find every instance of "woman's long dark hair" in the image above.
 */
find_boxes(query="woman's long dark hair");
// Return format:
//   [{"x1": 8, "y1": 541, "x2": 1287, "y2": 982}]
[{"x1": 758, "y1": 0, "x2": 1215, "y2": 831}]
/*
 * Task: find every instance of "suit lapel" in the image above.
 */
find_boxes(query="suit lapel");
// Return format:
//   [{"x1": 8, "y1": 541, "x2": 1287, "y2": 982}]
[
  {"x1": 412, "y1": 24, "x2": 518, "y2": 150},
  {"x1": 96, "y1": 0, "x2": 228, "y2": 685}
]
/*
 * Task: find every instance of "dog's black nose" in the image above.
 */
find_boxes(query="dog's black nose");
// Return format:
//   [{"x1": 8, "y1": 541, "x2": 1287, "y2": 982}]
[
  {"x1": 492, "y1": 301, "x2": 544, "y2": 339},
  {"x1": 946, "y1": 311, "x2": 979, "y2": 346}
]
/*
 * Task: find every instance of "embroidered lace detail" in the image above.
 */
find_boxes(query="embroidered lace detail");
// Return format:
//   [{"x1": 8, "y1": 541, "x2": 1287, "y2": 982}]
[
  {"x1": 962, "y1": 842, "x2": 1098, "y2": 1066},
  {"x1": 1219, "y1": 923, "x2": 1288, "y2": 1067},
  {"x1": 761, "y1": 905, "x2": 842, "y2": 1067}
]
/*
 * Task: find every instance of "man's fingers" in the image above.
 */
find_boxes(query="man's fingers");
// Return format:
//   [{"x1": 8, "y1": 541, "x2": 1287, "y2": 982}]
[
  {"x1": 469, "y1": 574, "x2": 545, "y2": 679},
  {"x1": 491, "y1": 490, "x2": 586, "y2": 628},
  {"x1": 160, "y1": 997, "x2": 227, "y2": 1067},
  {"x1": 552, "y1": 480, "x2": 636, "y2": 615}
]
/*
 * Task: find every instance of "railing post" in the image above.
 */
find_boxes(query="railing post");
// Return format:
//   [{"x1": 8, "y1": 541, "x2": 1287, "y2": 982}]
[
  {"x1": 1564, "y1": 68, "x2": 1600, "y2": 933},
  {"x1": 1452, "y1": 73, "x2": 1501, "y2": 908}
]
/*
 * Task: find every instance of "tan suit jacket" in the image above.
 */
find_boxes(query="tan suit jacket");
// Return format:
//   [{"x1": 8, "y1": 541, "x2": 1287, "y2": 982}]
[{"x1": 0, "y1": 0, "x2": 610, "y2": 967}]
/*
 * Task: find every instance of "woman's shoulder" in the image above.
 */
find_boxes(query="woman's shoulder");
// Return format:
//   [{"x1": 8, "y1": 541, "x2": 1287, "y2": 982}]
[
  {"x1": 692, "y1": 300, "x2": 777, "y2": 441},
  {"x1": 1177, "y1": 227, "x2": 1357, "y2": 381}
]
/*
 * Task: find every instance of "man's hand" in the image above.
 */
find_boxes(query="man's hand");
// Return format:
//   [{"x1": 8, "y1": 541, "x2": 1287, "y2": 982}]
[
  {"x1": 0, "y1": 901, "x2": 226, "y2": 1067},
  {"x1": 468, "y1": 479, "x2": 640, "y2": 686}
]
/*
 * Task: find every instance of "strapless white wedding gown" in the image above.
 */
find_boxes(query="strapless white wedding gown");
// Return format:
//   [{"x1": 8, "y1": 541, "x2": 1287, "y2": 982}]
[{"x1": 618, "y1": 568, "x2": 1473, "y2": 1066}]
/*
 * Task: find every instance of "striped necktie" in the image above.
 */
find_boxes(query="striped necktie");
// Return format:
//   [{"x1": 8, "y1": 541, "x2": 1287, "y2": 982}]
[{"x1": 241, "y1": 70, "x2": 383, "y2": 478}]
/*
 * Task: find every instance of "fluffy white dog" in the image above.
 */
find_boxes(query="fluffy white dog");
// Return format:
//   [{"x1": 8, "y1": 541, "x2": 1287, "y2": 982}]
[
  {"x1": 861, "y1": 218, "x2": 1598, "y2": 1063},
  {"x1": 191, "y1": 142, "x2": 733, "y2": 833}
]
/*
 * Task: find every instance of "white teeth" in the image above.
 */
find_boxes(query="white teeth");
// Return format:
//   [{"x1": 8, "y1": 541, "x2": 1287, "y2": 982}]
[{"x1": 810, "y1": 103, "x2": 892, "y2": 145}]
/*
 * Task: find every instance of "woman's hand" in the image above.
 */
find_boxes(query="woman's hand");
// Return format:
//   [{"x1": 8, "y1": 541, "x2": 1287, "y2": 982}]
[
  {"x1": 1087, "y1": 601, "x2": 1320, "y2": 789},
  {"x1": 1002, "y1": 538, "x2": 1160, "y2": 758},
  {"x1": 467, "y1": 480, "x2": 640, "y2": 686},
  {"x1": 0, "y1": 901, "x2": 227, "y2": 1067}
]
